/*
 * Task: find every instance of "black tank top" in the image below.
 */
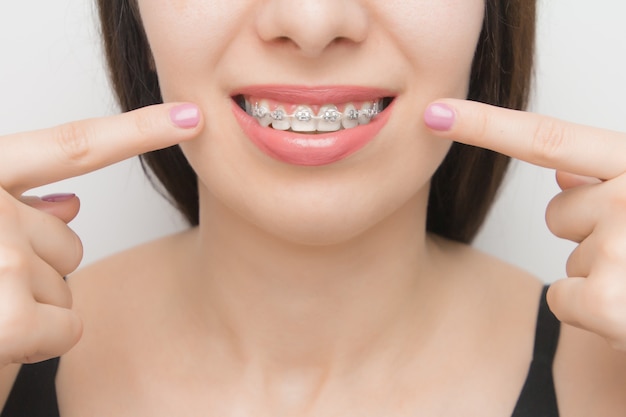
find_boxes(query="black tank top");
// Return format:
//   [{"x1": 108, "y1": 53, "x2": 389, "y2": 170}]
[{"x1": 1, "y1": 286, "x2": 560, "y2": 416}]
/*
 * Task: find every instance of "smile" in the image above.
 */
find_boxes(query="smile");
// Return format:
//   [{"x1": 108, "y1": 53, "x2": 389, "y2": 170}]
[
  {"x1": 231, "y1": 86, "x2": 396, "y2": 166},
  {"x1": 235, "y1": 96, "x2": 390, "y2": 133}
]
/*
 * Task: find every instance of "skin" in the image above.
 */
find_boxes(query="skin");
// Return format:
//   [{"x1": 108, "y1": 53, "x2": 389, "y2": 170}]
[{"x1": 0, "y1": 0, "x2": 626, "y2": 416}]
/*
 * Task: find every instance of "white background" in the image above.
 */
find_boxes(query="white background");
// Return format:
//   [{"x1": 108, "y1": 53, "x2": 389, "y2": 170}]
[{"x1": 0, "y1": 1, "x2": 625, "y2": 282}]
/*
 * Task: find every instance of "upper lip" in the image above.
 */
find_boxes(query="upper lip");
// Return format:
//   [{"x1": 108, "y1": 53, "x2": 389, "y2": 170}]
[{"x1": 230, "y1": 85, "x2": 397, "y2": 104}]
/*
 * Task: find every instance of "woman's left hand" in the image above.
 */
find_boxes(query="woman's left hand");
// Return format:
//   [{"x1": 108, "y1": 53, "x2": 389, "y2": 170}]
[{"x1": 425, "y1": 98, "x2": 626, "y2": 350}]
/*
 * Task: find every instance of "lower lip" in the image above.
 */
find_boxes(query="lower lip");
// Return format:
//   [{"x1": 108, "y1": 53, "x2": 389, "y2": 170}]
[{"x1": 231, "y1": 101, "x2": 393, "y2": 166}]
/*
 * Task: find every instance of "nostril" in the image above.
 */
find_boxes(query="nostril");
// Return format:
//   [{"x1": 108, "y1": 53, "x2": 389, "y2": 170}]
[
  {"x1": 267, "y1": 36, "x2": 304, "y2": 53},
  {"x1": 330, "y1": 37, "x2": 352, "y2": 48},
  {"x1": 273, "y1": 36, "x2": 296, "y2": 48}
]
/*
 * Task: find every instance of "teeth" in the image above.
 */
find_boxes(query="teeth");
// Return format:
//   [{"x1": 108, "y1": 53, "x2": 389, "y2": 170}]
[
  {"x1": 270, "y1": 106, "x2": 290, "y2": 130},
  {"x1": 358, "y1": 102, "x2": 372, "y2": 125},
  {"x1": 318, "y1": 105, "x2": 342, "y2": 132},
  {"x1": 254, "y1": 100, "x2": 273, "y2": 127},
  {"x1": 246, "y1": 99, "x2": 385, "y2": 133},
  {"x1": 291, "y1": 105, "x2": 316, "y2": 132},
  {"x1": 341, "y1": 104, "x2": 359, "y2": 129}
]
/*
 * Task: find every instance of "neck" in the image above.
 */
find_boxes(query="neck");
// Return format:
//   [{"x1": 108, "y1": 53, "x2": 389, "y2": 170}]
[{"x1": 182, "y1": 186, "x2": 449, "y2": 379}]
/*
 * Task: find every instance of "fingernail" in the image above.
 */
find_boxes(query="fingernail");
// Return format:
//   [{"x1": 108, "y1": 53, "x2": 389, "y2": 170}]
[
  {"x1": 170, "y1": 103, "x2": 200, "y2": 129},
  {"x1": 424, "y1": 103, "x2": 456, "y2": 131},
  {"x1": 41, "y1": 193, "x2": 76, "y2": 203}
]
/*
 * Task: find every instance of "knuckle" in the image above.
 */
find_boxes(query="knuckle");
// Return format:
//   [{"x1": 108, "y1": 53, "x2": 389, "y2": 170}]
[
  {"x1": 596, "y1": 235, "x2": 626, "y2": 264},
  {"x1": 0, "y1": 299, "x2": 37, "y2": 355},
  {"x1": 61, "y1": 232, "x2": 84, "y2": 276},
  {"x1": 0, "y1": 304, "x2": 34, "y2": 337},
  {"x1": 582, "y1": 281, "x2": 626, "y2": 325},
  {"x1": 471, "y1": 106, "x2": 491, "y2": 142},
  {"x1": 544, "y1": 195, "x2": 561, "y2": 235},
  {"x1": 73, "y1": 233, "x2": 84, "y2": 265},
  {"x1": 544, "y1": 193, "x2": 583, "y2": 241},
  {"x1": 0, "y1": 246, "x2": 29, "y2": 276},
  {"x1": 565, "y1": 249, "x2": 582, "y2": 278},
  {"x1": 54, "y1": 121, "x2": 92, "y2": 163},
  {"x1": 530, "y1": 118, "x2": 569, "y2": 163},
  {"x1": 0, "y1": 195, "x2": 19, "y2": 220},
  {"x1": 605, "y1": 187, "x2": 626, "y2": 212},
  {"x1": 608, "y1": 339, "x2": 626, "y2": 352},
  {"x1": 133, "y1": 110, "x2": 159, "y2": 142},
  {"x1": 608, "y1": 338, "x2": 626, "y2": 352}
]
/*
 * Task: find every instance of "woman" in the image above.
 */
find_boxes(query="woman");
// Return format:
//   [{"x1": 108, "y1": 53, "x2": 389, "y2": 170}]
[{"x1": 1, "y1": 0, "x2": 626, "y2": 415}]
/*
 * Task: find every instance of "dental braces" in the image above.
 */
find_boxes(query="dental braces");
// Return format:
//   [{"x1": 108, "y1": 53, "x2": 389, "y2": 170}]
[{"x1": 251, "y1": 101, "x2": 382, "y2": 123}]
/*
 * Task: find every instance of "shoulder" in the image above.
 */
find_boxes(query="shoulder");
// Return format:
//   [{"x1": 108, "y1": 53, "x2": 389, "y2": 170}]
[
  {"x1": 450, "y1": 240, "x2": 626, "y2": 417},
  {"x1": 429, "y1": 235, "x2": 544, "y2": 293}
]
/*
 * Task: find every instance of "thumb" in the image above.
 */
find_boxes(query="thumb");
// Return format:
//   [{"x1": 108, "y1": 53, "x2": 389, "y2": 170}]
[{"x1": 21, "y1": 194, "x2": 80, "y2": 224}]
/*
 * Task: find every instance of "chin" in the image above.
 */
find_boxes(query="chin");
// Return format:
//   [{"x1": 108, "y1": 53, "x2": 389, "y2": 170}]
[{"x1": 237, "y1": 183, "x2": 427, "y2": 248}]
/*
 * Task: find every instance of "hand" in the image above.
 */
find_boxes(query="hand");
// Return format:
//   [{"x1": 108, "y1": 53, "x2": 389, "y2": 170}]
[
  {"x1": 425, "y1": 99, "x2": 626, "y2": 350},
  {"x1": 0, "y1": 103, "x2": 202, "y2": 367}
]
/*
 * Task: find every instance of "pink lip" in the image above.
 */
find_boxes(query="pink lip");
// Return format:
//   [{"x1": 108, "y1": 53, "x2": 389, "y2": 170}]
[
  {"x1": 232, "y1": 85, "x2": 396, "y2": 105},
  {"x1": 231, "y1": 85, "x2": 395, "y2": 166}
]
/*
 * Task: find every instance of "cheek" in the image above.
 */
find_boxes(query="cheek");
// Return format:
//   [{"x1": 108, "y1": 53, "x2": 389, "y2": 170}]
[
  {"x1": 378, "y1": 0, "x2": 485, "y2": 93},
  {"x1": 137, "y1": 0, "x2": 251, "y2": 100}
]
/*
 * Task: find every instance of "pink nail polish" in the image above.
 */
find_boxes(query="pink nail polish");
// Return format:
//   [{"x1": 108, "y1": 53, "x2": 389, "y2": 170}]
[
  {"x1": 41, "y1": 193, "x2": 76, "y2": 203},
  {"x1": 424, "y1": 103, "x2": 455, "y2": 131},
  {"x1": 170, "y1": 103, "x2": 200, "y2": 129}
]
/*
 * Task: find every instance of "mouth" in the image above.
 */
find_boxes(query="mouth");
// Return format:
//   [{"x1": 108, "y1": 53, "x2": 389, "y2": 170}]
[
  {"x1": 230, "y1": 85, "x2": 396, "y2": 166},
  {"x1": 232, "y1": 95, "x2": 394, "y2": 134}
]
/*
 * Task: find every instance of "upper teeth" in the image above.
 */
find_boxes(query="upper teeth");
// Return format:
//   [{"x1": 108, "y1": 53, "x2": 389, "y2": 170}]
[{"x1": 245, "y1": 99, "x2": 384, "y2": 133}]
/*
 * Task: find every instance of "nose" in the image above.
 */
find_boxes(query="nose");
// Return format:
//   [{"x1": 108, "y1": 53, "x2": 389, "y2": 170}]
[{"x1": 255, "y1": 0, "x2": 369, "y2": 58}]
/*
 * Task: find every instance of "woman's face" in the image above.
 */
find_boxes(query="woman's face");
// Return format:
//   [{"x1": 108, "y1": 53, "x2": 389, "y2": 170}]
[{"x1": 138, "y1": 0, "x2": 485, "y2": 245}]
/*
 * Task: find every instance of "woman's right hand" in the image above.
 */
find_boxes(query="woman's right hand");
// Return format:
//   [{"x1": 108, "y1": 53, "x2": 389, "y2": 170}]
[{"x1": 0, "y1": 103, "x2": 202, "y2": 367}]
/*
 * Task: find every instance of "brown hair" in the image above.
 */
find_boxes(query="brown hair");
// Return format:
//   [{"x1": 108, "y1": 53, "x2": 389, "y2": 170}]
[{"x1": 96, "y1": 0, "x2": 536, "y2": 243}]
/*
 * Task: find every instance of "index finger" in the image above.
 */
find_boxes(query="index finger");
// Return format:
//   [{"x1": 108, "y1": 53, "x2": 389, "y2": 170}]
[
  {"x1": 424, "y1": 99, "x2": 626, "y2": 180},
  {"x1": 0, "y1": 103, "x2": 202, "y2": 194}
]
